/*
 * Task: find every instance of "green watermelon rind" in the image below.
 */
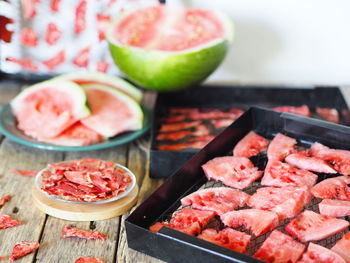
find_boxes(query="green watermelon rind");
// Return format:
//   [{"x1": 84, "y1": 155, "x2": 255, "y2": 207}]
[
  {"x1": 81, "y1": 83, "x2": 144, "y2": 137},
  {"x1": 10, "y1": 80, "x2": 91, "y2": 120},
  {"x1": 106, "y1": 9, "x2": 234, "y2": 91},
  {"x1": 54, "y1": 72, "x2": 143, "y2": 103}
]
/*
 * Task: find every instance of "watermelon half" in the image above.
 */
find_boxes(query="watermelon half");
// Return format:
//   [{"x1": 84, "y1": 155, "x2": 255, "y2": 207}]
[
  {"x1": 107, "y1": 5, "x2": 234, "y2": 91},
  {"x1": 11, "y1": 80, "x2": 90, "y2": 139},
  {"x1": 80, "y1": 84, "x2": 143, "y2": 138}
]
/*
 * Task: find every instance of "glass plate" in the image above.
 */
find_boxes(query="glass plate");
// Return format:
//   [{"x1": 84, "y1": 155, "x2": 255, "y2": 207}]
[{"x1": 0, "y1": 104, "x2": 152, "y2": 151}]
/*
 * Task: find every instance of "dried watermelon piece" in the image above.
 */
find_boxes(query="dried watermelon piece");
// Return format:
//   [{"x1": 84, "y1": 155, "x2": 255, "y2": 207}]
[
  {"x1": 271, "y1": 105, "x2": 311, "y2": 117},
  {"x1": 211, "y1": 119, "x2": 233, "y2": 129},
  {"x1": 319, "y1": 199, "x2": 350, "y2": 217},
  {"x1": 73, "y1": 47, "x2": 91, "y2": 68},
  {"x1": 0, "y1": 214, "x2": 20, "y2": 229},
  {"x1": 6, "y1": 57, "x2": 38, "y2": 71},
  {"x1": 96, "y1": 61, "x2": 109, "y2": 73},
  {"x1": 62, "y1": 226, "x2": 107, "y2": 240},
  {"x1": 159, "y1": 121, "x2": 201, "y2": 132},
  {"x1": 0, "y1": 195, "x2": 11, "y2": 208},
  {"x1": 267, "y1": 133, "x2": 297, "y2": 161},
  {"x1": 299, "y1": 243, "x2": 346, "y2": 263},
  {"x1": 50, "y1": 0, "x2": 61, "y2": 12},
  {"x1": 8, "y1": 169, "x2": 39, "y2": 177},
  {"x1": 20, "y1": 27, "x2": 38, "y2": 47},
  {"x1": 316, "y1": 107, "x2": 339, "y2": 124},
  {"x1": 311, "y1": 176, "x2": 350, "y2": 201},
  {"x1": 42, "y1": 50, "x2": 65, "y2": 71},
  {"x1": 97, "y1": 14, "x2": 111, "y2": 41},
  {"x1": 22, "y1": 0, "x2": 40, "y2": 19},
  {"x1": 233, "y1": 131, "x2": 269, "y2": 158},
  {"x1": 45, "y1": 23, "x2": 62, "y2": 45},
  {"x1": 9, "y1": 241, "x2": 40, "y2": 261},
  {"x1": 75, "y1": 0, "x2": 87, "y2": 34},
  {"x1": 189, "y1": 109, "x2": 243, "y2": 120},
  {"x1": 332, "y1": 231, "x2": 350, "y2": 263},
  {"x1": 75, "y1": 257, "x2": 104, "y2": 263}
]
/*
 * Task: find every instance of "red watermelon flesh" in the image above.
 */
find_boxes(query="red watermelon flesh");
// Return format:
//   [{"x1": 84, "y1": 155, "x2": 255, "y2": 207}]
[
  {"x1": 310, "y1": 142, "x2": 350, "y2": 175},
  {"x1": 40, "y1": 122, "x2": 104, "y2": 146},
  {"x1": 298, "y1": 243, "x2": 346, "y2": 263},
  {"x1": 114, "y1": 6, "x2": 225, "y2": 52},
  {"x1": 233, "y1": 131, "x2": 269, "y2": 158},
  {"x1": 311, "y1": 176, "x2": 350, "y2": 201},
  {"x1": 202, "y1": 156, "x2": 263, "y2": 189},
  {"x1": 285, "y1": 153, "x2": 337, "y2": 174},
  {"x1": 220, "y1": 209, "x2": 279, "y2": 236},
  {"x1": 261, "y1": 160, "x2": 318, "y2": 188},
  {"x1": 267, "y1": 133, "x2": 297, "y2": 161},
  {"x1": 181, "y1": 187, "x2": 250, "y2": 215},
  {"x1": 271, "y1": 105, "x2": 311, "y2": 117},
  {"x1": 149, "y1": 221, "x2": 201, "y2": 236},
  {"x1": 332, "y1": 232, "x2": 350, "y2": 263},
  {"x1": 247, "y1": 186, "x2": 312, "y2": 220},
  {"x1": 285, "y1": 210, "x2": 349, "y2": 242},
  {"x1": 319, "y1": 199, "x2": 350, "y2": 217},
  {"x1": 253, "y1": 230, "x2": 305, "y2": 263},
  {"x1": 316, "y1": 107, "x2": 340, "y2": 124},
  {"x1": 197, "y1": 228, "x2": 251, "y2": 253}
]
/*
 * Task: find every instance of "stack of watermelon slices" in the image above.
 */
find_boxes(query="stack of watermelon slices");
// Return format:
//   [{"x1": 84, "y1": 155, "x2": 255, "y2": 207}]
[{"x1": 10, "y1": 72, "x2": 144, "y2": 146}]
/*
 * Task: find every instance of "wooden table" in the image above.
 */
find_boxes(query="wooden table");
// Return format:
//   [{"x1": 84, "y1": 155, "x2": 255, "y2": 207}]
[{"x1": 0, "y1": 81, "x2": 349, "y2": 263}]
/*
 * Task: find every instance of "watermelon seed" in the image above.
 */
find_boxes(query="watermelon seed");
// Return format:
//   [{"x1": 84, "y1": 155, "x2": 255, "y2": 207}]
[
  {"x1": 12, "y1": 207, "x2": 19, "y2": 213},
  {"x1": 89, "y1": 221, "x2": 96, "y2": 230}
]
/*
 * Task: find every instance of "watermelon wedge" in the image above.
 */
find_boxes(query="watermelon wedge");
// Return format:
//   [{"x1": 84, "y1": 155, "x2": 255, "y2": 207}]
[
  {"x1": 267, "y1": 133, "x2": 297, "y2": 161},
  {"x1": 332, "y1": 232, "x2": 350, "y2": 263},
  {"x1": 271, "y1": 105, "x2": 311, "y2": 117},
  {"x1": 233, "y1": 131, "x2": 269, "y2": 158},
  {"x1": 253, "y1": 230, "x2": 305, "y2": 263},
  {"x1": 198, "y1": 228, "x2": 251, "y2": 253},
  {"x1": 319, "y1": 199, "x2": 350, "y2": 217},
  {"x1": 299, "y1": 243, "x2": 346, "y2": 263},
  {"x1": 316, "y1": 107, "x2": 340, "y2": 124},
  {"x1": 220, "y1": 209, "x2": 279, "y2": 236},
  {"x1": 285, "y1": 210, "x2": 349, "y2": 242},
  {"x1": 180, "y1": 187, "x2": 249, "y2": 215},
  {"x1": 11, "y1": 80, "x2": 90, "y2": 139},
  {"x1": 311, "y1": 176, "x2": 350, "y2": 201},
  {"x1": 80, "y1": 84, "x2": 143, "y2": 138},
  {"x1": 55, "y1": 72, "x2": 143, "y2": 103}
]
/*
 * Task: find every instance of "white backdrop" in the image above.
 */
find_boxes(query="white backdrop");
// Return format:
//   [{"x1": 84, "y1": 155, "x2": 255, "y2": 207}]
[{"x1": 168, "y1": 0, "x2": 350, "y2": 86}]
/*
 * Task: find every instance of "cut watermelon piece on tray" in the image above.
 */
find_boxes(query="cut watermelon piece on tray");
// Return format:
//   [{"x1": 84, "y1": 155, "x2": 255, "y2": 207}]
[
  {"x1": 310, "y1": 142, "x2": 350, "y2": 175},
  {"x1": 319, "y1": 199, "x2": 350, "y2": 217},
  {"x1": 285, "y1": 152, "x2": 337, "y2": 174},
  {"x1": 267, "y1": 133, "x2": 297, "y2": 161},
  {"x1": 9, "y1": 241, "x2": 40, "y2": 261},
  {"x1": 285, "y1": 210, "x2": 349, "y2": 242},
  {"x1": 202, "y1": 156, "x2": 263, "y2": 189},
  {"x1": 316, "y1": 107, "x2": 340, "y2": 124},
  {"x1": 271, "y1": 105, "x2": 311, "y2": 117},
  {"x1": 332, "y1": 232, "x2": 350, "y2": 263},
  {"x1": 298, "y1": 243, "x2": 346, "y2": 263},
  {"x1": 80, "y1": 84, "x2": 143, "y2": 138},
  {"x1": 55, "y1": 72, "x2": 143, "y2": 103},
  {"x1": 253, "y1": 230, "x2": 305, "y2": 263},
  {"x1": 40, "y1": 121, "x2": 104, "y2": 146},
  {"x1": 220, "y1": 209, "x2": 278, "y2": 236},
  {"x1": 233, "y1": 131, "x2": 269, "y2": 158},
  {"x1": 181, "y1": 187, "x2": 249, "y2": 215},
  {"x1": 0, "y1": 214, "x2": 20, "y2": 229},
  {"x1": 10, "y1": 80, "x2": 90, "y2": 139},
  {"x1": 311, "y1": 176, "x2": 350, "y2": 201},
  {"x1": 247, "y1": 186, "x2": 312, "y2": 220},
  {"x1": 198, "y1": 228, "x2": 251, "y2": 253},
  {"x1": 261, "y1": 160, "x2": 318, "y2": 188}
]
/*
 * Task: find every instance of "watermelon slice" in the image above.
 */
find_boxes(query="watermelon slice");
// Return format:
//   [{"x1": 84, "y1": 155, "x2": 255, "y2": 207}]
[
  {"x1": 0, "y1": 214, "x2": 20, "y2": 229},
  {"x1": 299, "y1": 243, "x2": 346, "y2": 263},
  {"x1": 285, "y1": 210, "x2": 349, "y2": 242},
  {"x1": 202, "y1": 156, "x2": 263, "y2": 189},
  {"x1": 80, "y1": 84, "x2": 143, "y2": 138},
  {"x1": 316, "y1": 107, "x2": 340, "y2": 124},
  {"x1": 233, "y1": 131, "x2": 269, "y2": 158},
  {"x1": 11, "y1": 80, "x2": 90, "y2": 139},
  {"x1": 310, "y1": 142, "x2": 350, "y2": 175},
  {"x1": 253, "y1": 230, "x2": 305, "y2": 263},
  {"x1": 285, "y1": 152, "x2": 337, "y2": 174},
  {"x1": 261, "y1": 160, "x2": 318, "y2": 188},
  {"x1": 55, "y1": 72, "x2": 143, "y2": 103},
  {"x1": 220, "y1": 209, "x2": 279, "y2": 236},
  {"x1": 311, "y1": 176, "x2": 350, "y2": 201},
  {"x1": 271, "y1": 105, "x2": 311, "y2": 117},
  {"x1": 319, "y1": 199, "x2": 350, "y2": 217},
  {"x1": 180, "y1": 187, "x2": 249, "y2": 215},
  {"x1": 9, "y1": 241, "x2": 40, "y2": 261},
  {"x1": 332, "y1": 232, "x2": 350, "y2": 263},
  {"x1": 247, "y1": 186, "x2": 312, "y2": 220},
  {"x1": 198, "y1": 228, "x2": 251, "y2": 253},
  {"x1": 267, "y1": 133, "x2": 297, "y2": 161},
  {"x1": 40, "y1": 122, "x2": 104, "y2": 146}
]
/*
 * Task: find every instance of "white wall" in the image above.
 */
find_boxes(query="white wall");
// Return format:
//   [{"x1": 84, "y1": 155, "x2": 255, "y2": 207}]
[{"x1": 168, "y1": 0, "x2": 350, "y2": 86}]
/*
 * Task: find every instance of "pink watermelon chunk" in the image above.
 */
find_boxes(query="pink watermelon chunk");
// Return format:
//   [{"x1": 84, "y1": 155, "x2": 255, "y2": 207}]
[
  {"x1": 271, "y1": 105, "x2": 311, "y2": 117},
  {"x1": 261, "y1": 160, "x2": 318, "y2": 188},
  {"x1": 233, "y1": 131, "x2": 269, "y2": 158},
  {"x1": 247, "y1": 186, "x2": 312, "y2": 220},
  {"x1": 285, "y1": 152, "x2": 337, "y2": 174},
  {"x1": 181, "y1": 187, "x2": 249, "y2": 215},
  {"x1": 81, "y1": 84, "x2": 143, "y2": 138},
  {"x1": 253, "y1": 230, "x2": 305, "y2": 263},
  {"x1": 220, "y1": 209, "x2": 279, "y2": 236},
  {"x1": 311, "y1": 176, "x2": 350, "y2": 201},
  {"x1": 267, "y1": 133, "x2": 297, "y2": 161},
  {"x1": 316, "y1": 107, "x2": 340, "y2": 124},
  {"x1": 198, "y1": 228, "x2": 251, "y2": 253},
  {"x1": 319, "y1": 199, "x2": 350, "y2": 217},
  {"x1": 299, "y1": 243, "x2": 346, "y2": 263},
  {"x1": 332, "y1": 232, "x2": 350, "y2": 263},
  {"x1": 202, "y1": 156, "x2": 263, "y2": 189},
  {"x1": 285, "y1": 210, "x2": 349, "y2": 242}
]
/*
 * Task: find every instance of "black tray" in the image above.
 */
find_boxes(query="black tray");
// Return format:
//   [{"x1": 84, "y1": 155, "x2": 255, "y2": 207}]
[
  {"x1": 150, "y1": 85, "x2": 350, "y2": 178},
  {"x1": 127, "y1": 107, "x2": 350, "y2": 263}
]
